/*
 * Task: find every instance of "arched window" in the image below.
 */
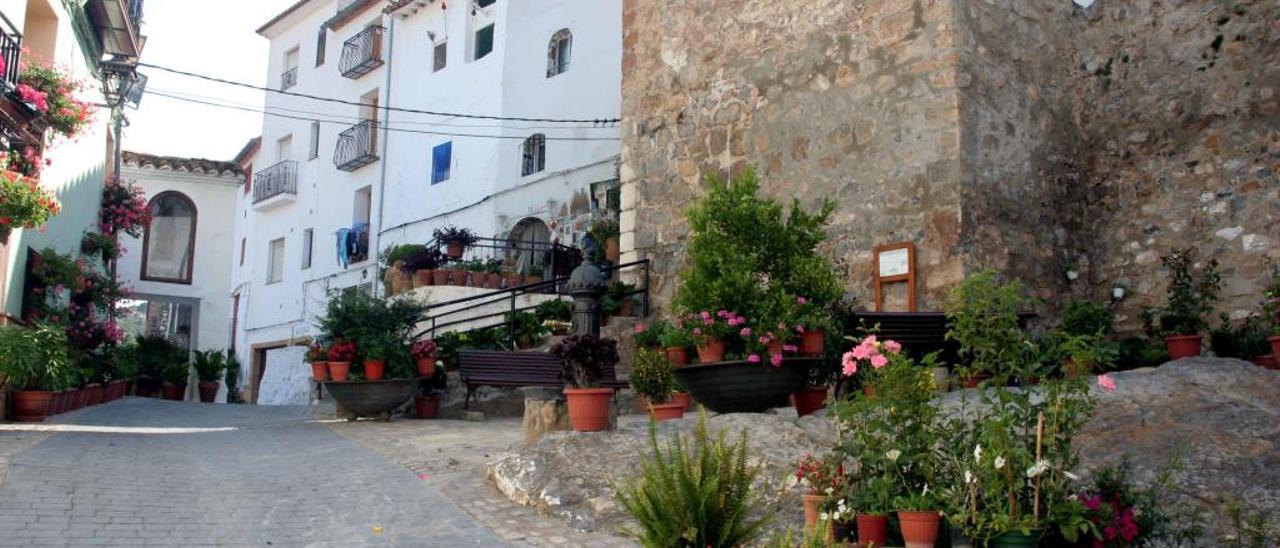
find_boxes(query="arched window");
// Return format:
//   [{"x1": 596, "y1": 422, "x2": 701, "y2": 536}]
[
  {"x1": 521, "y1": 133, "x2": 545, "y2": 176},
  {"x1": 141, "y1": 191, "x2": 197, "y2": 284},
  {"x1": 547, "y1": 29, "x2": 571, "y2": 77}
]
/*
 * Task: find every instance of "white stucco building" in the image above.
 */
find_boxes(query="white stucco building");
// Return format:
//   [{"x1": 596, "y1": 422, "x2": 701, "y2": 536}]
[{"x1": 233, "y1": 0, "x2": 621, "y2": 403}]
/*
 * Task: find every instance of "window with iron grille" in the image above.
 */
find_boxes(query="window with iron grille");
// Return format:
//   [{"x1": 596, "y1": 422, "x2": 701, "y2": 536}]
[
  {"x1": 521, "y1": 134, "x2": 545, "y2": 176},
  {"x1": 547, "y1": 29, "x2": 571, "y2": 77},
  {"x1": 433, "y1": 41, "x2": 447, "y2": 72}
]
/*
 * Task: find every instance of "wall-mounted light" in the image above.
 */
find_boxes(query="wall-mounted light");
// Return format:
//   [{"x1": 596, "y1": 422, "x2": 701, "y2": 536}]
[
  {"x1": 1065, "y1": 269, "x2": 1080, "y2": 281},
  {"x1": 1111, "y1": 285, "x2": 1127, "y2": 301}
]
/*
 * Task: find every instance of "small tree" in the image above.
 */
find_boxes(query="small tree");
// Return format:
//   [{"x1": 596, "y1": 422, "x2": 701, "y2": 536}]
[{"x1": 1143, "y1": 248, "x2": 1221, "y2": 337}]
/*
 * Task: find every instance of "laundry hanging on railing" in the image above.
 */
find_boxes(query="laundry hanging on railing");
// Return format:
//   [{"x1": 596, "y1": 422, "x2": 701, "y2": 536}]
[
  {"x1": 335, "y1": 222, "x2": 371, "y2": 269},
  {"x1": 335, "y1": 227, "x2": 352, "y2": 269}
]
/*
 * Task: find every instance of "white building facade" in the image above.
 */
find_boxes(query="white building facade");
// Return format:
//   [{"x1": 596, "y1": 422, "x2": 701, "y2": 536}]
[{"x1": 234, "y1": 0, "x2": 621, "y2": 403}]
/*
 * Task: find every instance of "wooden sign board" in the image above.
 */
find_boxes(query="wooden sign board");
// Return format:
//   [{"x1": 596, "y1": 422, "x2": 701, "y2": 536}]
[{"x1": 873, "y1": 241, "x2": 916, "y2": 312}]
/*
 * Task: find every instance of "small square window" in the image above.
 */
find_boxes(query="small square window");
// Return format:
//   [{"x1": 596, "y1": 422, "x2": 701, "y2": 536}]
[
  {"x1": 474, "y1": 24, "x2": 494, "y2": 60},
  {"x1": 433, "y1": 41, "x2": 447, "y2": 72},
  {"x1": 432, "y1": 142, "x2": 452, "y2": 184}
]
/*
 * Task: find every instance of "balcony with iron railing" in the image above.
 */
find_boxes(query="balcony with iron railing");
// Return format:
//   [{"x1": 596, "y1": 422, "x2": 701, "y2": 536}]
[
  {"x1": 338, "y1": 26, "x2": 384, "y2": 79},
  {"x1": 0, "y1": 12, "x2": 20, "y2": 90},
  {"x1": 252, "y1": 161, "x2": 298, "y2": 210},
  {"x1": 334, "y1": 119, "x2": 379, "y2": 171},
  {"x1": 281, "y1": 67, "x2": 298, "y2": 90},
  {"x1": 85, "y1": 0, "x2": 145, "y2": 58}
]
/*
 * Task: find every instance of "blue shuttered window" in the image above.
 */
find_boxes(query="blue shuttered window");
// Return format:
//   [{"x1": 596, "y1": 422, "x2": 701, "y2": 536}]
[{"x1": 432, "y1": 142, "x2": 452, "y2": 184}]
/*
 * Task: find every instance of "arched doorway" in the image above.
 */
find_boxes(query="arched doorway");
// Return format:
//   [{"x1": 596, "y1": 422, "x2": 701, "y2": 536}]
[{"x1": 507, "y1": 217, "x2": 551, "y2": 275}]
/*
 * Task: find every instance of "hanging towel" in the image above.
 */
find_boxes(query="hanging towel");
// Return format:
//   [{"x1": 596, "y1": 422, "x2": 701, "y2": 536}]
[
  {"x1": 350, "y1": 222, "x2": 369, "y2": 261},
  {"x1": 336, "y1": 227, "x2": 351, "y2": 269}
]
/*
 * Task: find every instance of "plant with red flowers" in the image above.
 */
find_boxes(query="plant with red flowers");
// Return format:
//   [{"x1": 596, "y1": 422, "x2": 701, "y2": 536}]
[
  {"x1": 99, "y1": 177, "x2": 150, "y2": 237},
  {"x1": 18, "y1": 61, "x2": 93, "y2": 140},
  {"x1": 410, "y1": 339, "x2": 438, "y2": 360},
  {"x1": 792, "y1": 452, "x2": 845, "y2": 496},
  {"x1": 0, "y1": 169, "x2": 60, "y2": 237},
  {"x1": 327, "y1": 340, "x2": 356, "y2": 362}
]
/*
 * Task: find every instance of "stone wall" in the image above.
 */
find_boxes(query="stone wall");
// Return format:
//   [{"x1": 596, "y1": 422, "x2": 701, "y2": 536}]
[{"x1": 621, "y1": 0, "x2": 1280, "y2": 330}]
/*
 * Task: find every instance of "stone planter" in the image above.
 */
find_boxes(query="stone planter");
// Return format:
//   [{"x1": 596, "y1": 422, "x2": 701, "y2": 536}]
[
  {"x1": 671, "y1": 358, "x2": 814, "y2": 413},
  {"x1": 325, "y1": 379, "x2": 417, "y2": 421}
]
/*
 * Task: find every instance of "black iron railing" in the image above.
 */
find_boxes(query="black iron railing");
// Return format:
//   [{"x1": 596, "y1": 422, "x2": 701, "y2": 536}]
[
  {"x1": 281, "y1": 67, "x2": 298, "y2": 90},
  {"x1": 126, "y1": 0, "x2": 144, "y2": 30},
  {"x1": 0, "y1": 11, "x2": 21, "y2": 90},
  {"x1": 334, "y1": 119, "x2": 378, "y2": 171},
  {"x1": 339, "y1": 25, "x2": 384, "y2": 79},
  {"x1": 253, "y1": 161, "x2": 298, "y2": 204}
]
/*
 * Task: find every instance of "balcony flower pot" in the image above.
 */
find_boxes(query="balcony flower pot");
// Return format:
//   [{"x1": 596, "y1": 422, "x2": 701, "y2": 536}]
[
  {"x1": 802, "y1": 493, "x2": 825, "y2": 531},
  {"x1": 563, "y1": 387, "x2": 613, "y2": 432},
  {"x1": 1164, "y1": 334, "x2": 1202, "y2": 360},
  {"x1": 162, "y1": 383, "x2": 185, "y2": 401},
  {"x1": 665, "y1": 347, "x2": 690, "y2": 366},
  {"x1": 85, "y1": 383, "x2": 104, "y2": 406},
  {"x1": 12, "y1": 390, "x2": 53, "y2": 422},
  {"x1": 449, "y1": 268, "x2": 467, "y2": 286},
  {"x1": 1269, "y1": 336, "x2": 1280, "y2": 360},
  {"x1": 363, "y1": 359, "x2": 386, "y2": 381},
  {"x1": 988, "y1": 528, "x2": 1042, "y2": 548},
  {"x1": 415, "y1": 395, "x2": 440, "y2": 419},
  {"x1": 413, "y1": 269, "x2": 433, "y2": 288},
  {"x1": 648, "y1": 400, "x2": 684, "y2": 422},
  {"x1": 856, "y1": 514, "x2": 889, "y2": 548},
  {"x1": 695, "y1": 339, "x2": 725, "y2": 363},
  {"x1": 790, "y1": 385, "x2": 828, "y2": 417},
  {"x1": 799, "y1": 329, "x2": 825, "y2": 357},
  {"x1": 415, "y1": 356, "x2": 437, "y2": 377},
  {"x1": 671, "y1": 358, "x2": 814, "y2": 413},
  {"x1": 432, "y1": 269, "x2": 449, "y2": 285},
  {"x1": 898, "y1": 510, "x2": 942, "y2": 548},
  {"x1": 445, "y1": 241, "x2": 465, "y2": 259},
  {"x1": 197, "y1": 382, "x2": 219, "y2": 403},
  {"x1": 671, "y1": 391, "x2": 692, "y2": 412},
  {"x1": 310, "y1": 361, "x2": 329, "y2": 382},
  {"x1": 503, "y1": 273, "x2": 524, "y2": 288},
  {"x1": 328, "y1": 361, "x2": 351, "y2": 382}
]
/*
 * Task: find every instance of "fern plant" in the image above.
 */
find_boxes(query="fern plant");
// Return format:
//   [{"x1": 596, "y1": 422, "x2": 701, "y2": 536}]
[
  {"x1": 615, "y1": 413, "x2": 774, "y2": 548},
  {"x1": 191, "y1": 350, "x2": 226, "y2": 383}
]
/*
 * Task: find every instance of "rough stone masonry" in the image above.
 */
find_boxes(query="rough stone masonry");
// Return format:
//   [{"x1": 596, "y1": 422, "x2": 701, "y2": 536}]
[{"x1": 618, "y1": 0, "x2": 1279, "y2": 330}]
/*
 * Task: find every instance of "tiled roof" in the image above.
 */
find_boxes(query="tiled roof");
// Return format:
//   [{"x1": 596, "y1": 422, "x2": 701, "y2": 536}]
[
  {"x1": 256, "y1": 0, "x2": 318, "y2": 35},
  {"x1": 121, "y1": 151, "x2": 245, "y2": 178}
]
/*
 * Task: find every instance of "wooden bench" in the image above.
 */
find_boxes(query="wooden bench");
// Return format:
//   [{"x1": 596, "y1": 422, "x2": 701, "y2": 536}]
[{"x1": 457, "y1": 349, "x2": 628, "y2": 409}]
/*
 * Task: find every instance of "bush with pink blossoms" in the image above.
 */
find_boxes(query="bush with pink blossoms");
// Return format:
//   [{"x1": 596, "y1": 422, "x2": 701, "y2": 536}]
[{"x1": 99, "y1": 177, "x2": 151, "y2": 237}]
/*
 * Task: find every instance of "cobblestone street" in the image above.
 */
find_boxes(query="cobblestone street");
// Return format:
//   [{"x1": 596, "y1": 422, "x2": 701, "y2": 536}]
[{"x1": 0, "y1": 398, "x2": 508, "y2": 547}]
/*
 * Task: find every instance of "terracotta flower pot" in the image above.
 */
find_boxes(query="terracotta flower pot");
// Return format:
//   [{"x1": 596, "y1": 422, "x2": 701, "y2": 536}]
[
  {"x1": 328, "y1": 361, "x2": 351, "y2": 382},
  {"x1": 898, "y1": 510, "x2": 942, "y2": 548},
  {"x1": 525, "y1": 275, "x2": 542, "y2": 286},
  {"x1": 504, "y1": 273, "x2": 524, "y2": 288},
  {"x1": 790, "y1": 385, "x2": 828, "y2": 417},
  {"x1": 86, "y1": 383, "x2": 104, "y2": 406},
  {"x1": 413, "y1": 269, "x2": 433, "y2": 287},
  {"x1": 563, "y1": 387, "x2": 613, "y2": 432},
  {"x1": 855, "y1": 514, "x2": 889, "y2": 548},
  {"x1": 485, "y1": 272, "x2": 502, "y2": 289},
  {"x1": 445, "y1": 241, "x2": 464, "y2": 259},
  {"x1": 665, "y1": 347, "x2": 690, "y2": 366},
  {"x1": 802, "y1": 493, "x2": 825, "y2": 531},
  {"x1": 310, "y1": 361, "x2": 329, "y2": 382},
  {"x1": 48, "y1": 391, "x2": 65, "y2": 415},
  {"x1": 648, "y1": 400, "x2": 684, "y2": 422},
  {"x1": 73, "y1": 388, "x2": 88, "y2": 409},
  {"x1": 800, "y1": 329, "x2": 825, "y2": 357},
  {"x1": 671, "y1": 391, "x2": 692, "y2": 412},
  {"x1": 1254, "y1": 354, "x2": 1278, "y2": 370},
  {"x1": 449, "y1": 269, "x2": 467, "y2": 286},
  {"x1": 162, "y1": 384, "x2": 185, "y2": 401},
  {"x1": 1164, "y1": 334, "x2": 1202, "y2": 360},
  {"x1": 469, "y1": 271, "x2": 487, "y2": 287},
  {"x1": 414, "y1": 395, "x2": 440, "y2": 419},
  {"x1": 432, "y1": 270, "x2": 449, "y2": 285},
  {"x1": 416, "y1": 356, "x2": 437, "y2": 377},
  {"x1": 696, "y1": 339, "x2": 726, "y2": 363},
  {"x1": 12, "y1": 390, "x2": 53, "y2": 422},
  {"x1": 197, "y1": 382, "x2": 219, "y2": 403},
  {"x1": 363, "y1": 359, "x2": 386, "y2": 381},
  {"x1": 962, "y1": 372, "x2": 991, "y2": 389},
  {"x1": 1269, "y1": 336, "x2": 1280, "y2": 360}
]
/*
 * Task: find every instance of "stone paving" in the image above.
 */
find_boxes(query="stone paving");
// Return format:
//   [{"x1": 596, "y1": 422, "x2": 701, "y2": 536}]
[{"x1": 0, "y1": 398, "x2": 505, "y2": 547}]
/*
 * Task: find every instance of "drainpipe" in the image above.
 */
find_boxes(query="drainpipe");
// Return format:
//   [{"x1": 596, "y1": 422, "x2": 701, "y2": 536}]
[{"x1": 372, "y1": 15, "x2": 395, "y2": 298}]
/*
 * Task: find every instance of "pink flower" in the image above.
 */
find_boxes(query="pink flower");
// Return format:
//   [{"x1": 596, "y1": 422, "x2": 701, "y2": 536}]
[
  {"x1": 1098, "y1": 374, "x2": 1117, "y2": 393},
  {"x1": 778, "y1": 322, "x2": 787, "y2": 331},
  {"x1": 758, "y1": 336, "x2": 770, "y2": 345},
  {"x1": 869, "y1": 354, "x2": 889, "y2": 369},
  {"x1": 796, "y1": 296, "x2": 808, "y2": 305},
  {"x1": 692, "y1": 327, "x2": 702, "y2": 336},
  {"x1": 740, "y1": 327, "x2": 752, "y2": 337},
  {"x1": 747, "y1": 354, "x2": 761, "y2": 364},
  {"x1": 634, "y1": 323, "x2": 647, "y2": 334},
  {"x1": 783, "y1": 344, "x2": 798, "y2": 353},
  {"x1": 795, "y1": 325, "x2": 805, "y2": 333},
  {"x1": 883, "y1": 340, "x2": 902, "y2": 354},
  {"x1": 701, "y1": 311, "x2": 712, "y2": 320},
  {"x1": 703, "y1": 317, "x2": 715, "y2": 326},
  {"x1": 770, "y1": 353, "x2": 783, "y2": 367},
  {"x1": 851, "y1": 343, "x2": 873, "y2": 360},
  {"x1": 841, "y1": 351, "x2": 858, "y2": 376},
  {"x1": 716, "y1": 310, "x2": 729, "y2": 319}
]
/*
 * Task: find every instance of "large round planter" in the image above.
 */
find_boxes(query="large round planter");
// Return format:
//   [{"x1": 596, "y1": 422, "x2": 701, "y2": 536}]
[
  {"x1": 85, "y1": 384, "x2": 104, "y2": 406},
  {"x1": 989, "y1": 528, "x2": 1043, "y2": 548},
  {"x1": 198, "y1": 382, "x2": 219, "y2": 403},
  {"x1": 563, "y1": 387, "x2": 614, "y2": 432},
  {"x1": 791, "y1": 385, "x2": 828, "y2": 417},
  {"x1": 648, "y1": 401, "x2": 684, "y2": 422},
  {"x1": 162, "y1": 384, "x2": 185, "y2": 401},
  {"x1": 415, "y1": 395, "x2": 440, "y2": 419},
  {"x1": 671, "y1": 391, "x2": 692, "y2": 412},
  {"x1": 671, "y1": 358, "x2": 814, "y2": 414},
  {"x1": 363, "y1": 359, "x2": 386, "y2": 381},
  {"x1": 665, "y1": 347, "x2": 690, "y2": 366},
  {"x1": 12, "y1": 390, "x2": 53, "y2": 422},
  {"x1": 800, "y1": 330, "x2": 825, "y2": 357},
  {"x1": 431, "y1": 270, "x2": 449, "y2": 285},
  {"x1": 1269, "y1": 336, "x2": 1280, "y2": 361},
  {"x1": 802, "y1": 493, "x2": 824, "y2": 531},
  {"x1": 413, "y1": 269, "x2": 433, "y2": 288},
  {"x1": 898, "y1": 510, "x2": 942, "y2": 548},
  {"x1": 695, "y1": 340, "x2": 725, "y2": 363},
  {"x1": 310, "y1": 361, "x2": 329, "y2": 382},
  {"x1": 324, "y1": 379, "x2": 417, "y2": 421},
  {"x1": 328, "y1": 361, "x2": 351, "y2": 382},
  {"x1": 1164, "y1": 334, "x2": 1202, "y2": 360},
  {"x1": 445, "y1": 241, "x2": 465, "y2": 259},
  {"x1": 856, "y1": 514, "x2": 889, "y2": 548},
  {"x1": 415, "y1": 357, "x2": 437, "y2": 378}
]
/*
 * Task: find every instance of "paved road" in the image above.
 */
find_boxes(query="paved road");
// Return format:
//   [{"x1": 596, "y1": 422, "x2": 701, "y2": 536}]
[{"x1": 0, "y1": 398, "x2": 506, "y2": 547}]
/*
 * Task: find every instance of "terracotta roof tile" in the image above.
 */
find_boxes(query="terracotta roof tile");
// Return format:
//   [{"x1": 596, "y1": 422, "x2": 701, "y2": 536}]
[{"x1": 121, "y1": 151, "x2": 245, "y2": 178}]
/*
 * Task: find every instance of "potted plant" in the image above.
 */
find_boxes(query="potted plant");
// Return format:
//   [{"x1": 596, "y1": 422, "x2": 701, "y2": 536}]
[
  {"x1": 689, "y1": 310, "x2": 738, "y2": 363},
  {"x1": 433, "y1": 225, "x2": 477, "y2": 259},
  {"x1": 792, "y1": 452, "x2": 845, "y2": 532},
  {"x1": 526, "y1": 265, "x2": 545, "y2": 285},
  {"x1": 410, "y1": 339, "x2": 438, "y2": 377},
  {"x1": 401, "y1": 245, "x2": 441, "y2": 288},
  {"x1": 1142, "y1": 248, "x2": 1221, "y2": 360},
  {"x1": 415, "y1": 365, "x2": 447, "y2": 419},
  {"x1": 945, "y1": 270, "x2": 1034, "y2": 387},
  {"x1": 192, "y1": 349, "x2": 227, "y2": 403},
  {"x1": 629, "y1": 348, "x2": 683, "y2": 422},
  {"x1": 161, "y1": 360, "x2": 189, "y2": 401},
  {"x1": 657, "y1": 320, "x2": 695, "y2": 366},
  {"x1": 305, "y1": 342, "x2": 329, "y2": 382},
  {"x1": 1057, "y1": 333, "x2": 1117, "y2": 378},
  {"x1": 0, "y1": 170, "x2": 61, "y2": 243},
  {"x1": 465, "y1": 259, "x2": 487, "y2": 288},
  {"x1": 603, "y1": 281, "x2": 637, "y2": 320},
  {"x1": 588, "y1": 216, "x2": 620, "y2": 264},
  {"x1": 551, "y1": 333, "x2": 619, "y2": 432},
  {"x1": 0, "y1": 323, "x2": 72, "y2": 422},
  {"x1": 327, "y1": 341, "x2": 355, "y2": 381},
  {"x1": 447, "y1": 260, "x2": 467, "y2": 286},
  {"x1": 481, "y1": 258, "x2": 502, "y2": 289},
  {"x1": 793, "y1": 297, "x2": 830, "y2": 357},
  {"x1": 508, "y1": 311, "x2": 549, "y2": 349},
  {"x1": 360, "y1": 335, "x2": 390, "y2": 381},
  {"x1": 502, "y1": 267, "x2": 524, "y2": 289}
]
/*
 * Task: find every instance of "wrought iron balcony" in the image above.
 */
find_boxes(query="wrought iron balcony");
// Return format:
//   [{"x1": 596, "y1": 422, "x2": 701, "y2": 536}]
[
  {"x1": 334, "y1": 120, "x2": 379, "y2": 172},
  {"x1": 281, "y1": 67, "x2": 298, "y2": 90},
  {"x1": 253, "y1": 161, "x2": 298, "y2": 209},
  {"x1": 0, "y1": 12, "x2": 20, "y2": 90},
  {"x1": 339, "y1": 26, "x2": 384, "y2": 79},
  {"x1": 85, "y1": 0, "x2": 144, "y2": 58}
]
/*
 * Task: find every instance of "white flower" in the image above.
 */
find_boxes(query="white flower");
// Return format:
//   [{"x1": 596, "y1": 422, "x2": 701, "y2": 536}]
[
  {"x1": 819, "y1": 512, "x2": 830, "y2": 521},
  {"x1": 994, "y1": 456, "x2": 1006, "y2": 470},
  {"x1": 922, "y1": 484, "x2": 930, "y2": 495},
  {"x1": 824, "y1": 487, "x2": 834, "y2": 495},
  {"x1": 964, "y1": 470, "x2": 974, "y2": 485},
  {"x1": 1068, "y1": 494, "x2": 1078, "y2": 501},
  {"x1": 886, "y1": 449, "x2": 902, "y2": 462},
  {"x1": 973, "y1": 445, "x2": 983, "y2": 462},
  {"x1": 1064, "y1": 471, "x2": 1079, "y2": 481},
  {"x1": 1025, "y1": 459, "x2": 1050, "y2": 479}
]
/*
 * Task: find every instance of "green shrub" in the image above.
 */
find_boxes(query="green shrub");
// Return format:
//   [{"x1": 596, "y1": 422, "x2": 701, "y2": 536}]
[
  {"x1": 1115, "y1": 337, "x2": 1169, "y2": 370},
  {"x1": 224, "y1": 351, "x2": 242, "y2": 403},
  {"x1": 944, "y1": 270, "x2": 1034, "y2": 381},
  {"x1": 1209, "y1": 314, "x2": 1271, "y2": 359},
  {"x1": 1062, "y1": 299, "x2": 1113, "y2": 337},
  {"x1": 535, "y1": 299, "x2": 572, "y2": 322},
  {"x1": 629, "y1": 348, "x2": 675, "y2": 403},
  {"x1": 634, "y1": 319, "x2": 667, "y2": 349},
  {"x1": 133, "y1": 334, "x2": 188, "y2": 379},
  {"x1": 506, "y1": 311, "x2": 548, "y2": 348},
  {"x1": 1144, "y1": 248, "x2": 1221, "y2": 336},
  {"x1": 0, "y1": 323, "x2": 73, "y2": 391},
  {"x1": 382, "y1": 243, "x2": 426, "y2": 269},
  {"x1": 162, "y1": 360, "x2": 190, "y2": 386},
  {"x1": 192, "y1": 349, "x2": 227, "y2": 383},
  {"x1": 615, "y1": 414, "x2": 773, "y2": 547}
]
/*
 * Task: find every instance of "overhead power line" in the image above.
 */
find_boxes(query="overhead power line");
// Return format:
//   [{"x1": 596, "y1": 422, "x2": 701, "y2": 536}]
[
  {"x1": 147, "y1": 90, "x2": 620, "y2": 142},
  {"x1": 139, "y1": 62, "x2": 622, "y2": 125}
]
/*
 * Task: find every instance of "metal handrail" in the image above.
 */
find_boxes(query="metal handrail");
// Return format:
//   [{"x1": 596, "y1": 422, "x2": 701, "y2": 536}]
[
  {"x1": 252, "y1": 160, "x2": 298, "y2": 204},
  {"x1": 0, "y1": 11, "x2": 22, "y2": 90},
  {"x1": 334, "y1": 119, "x2": 378, "y2": 171},
  {"x1": 339, "y1": 25, "x2": 385, "y2": 78},
  {"x1": 281, "y1": 66, "x2": 298, "y2": 90}
]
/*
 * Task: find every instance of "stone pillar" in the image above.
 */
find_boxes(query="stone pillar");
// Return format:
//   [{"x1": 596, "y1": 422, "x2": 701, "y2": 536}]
[{"x1": 566, "y1": 262, "x2": 606, "y2": 337}]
